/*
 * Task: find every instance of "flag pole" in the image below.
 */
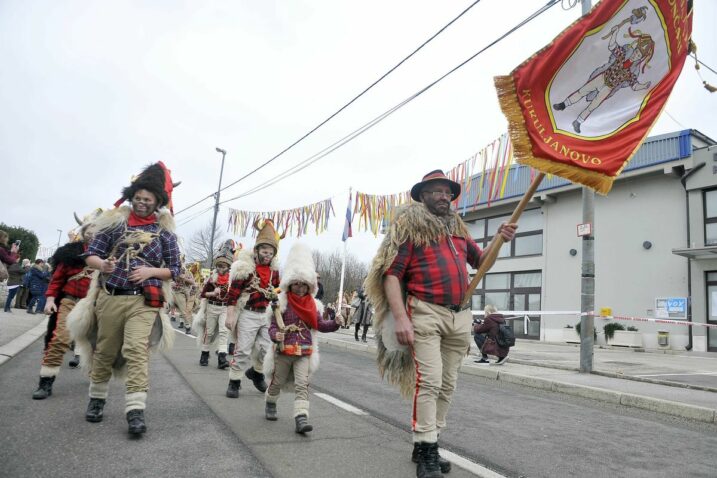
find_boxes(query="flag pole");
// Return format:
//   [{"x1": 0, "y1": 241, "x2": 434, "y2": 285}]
[
  {"x1": 460, "y1": 173, "x2": 544, "y2": 307},
  {"x1": 337, "y1": 187, "x2": 352, "y2": 316}
]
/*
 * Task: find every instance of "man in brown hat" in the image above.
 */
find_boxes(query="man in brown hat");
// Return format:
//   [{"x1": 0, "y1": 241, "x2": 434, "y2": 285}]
[
  {"x1": 364, "y1": 170, "x2": 516, "y2": 478},
  {"x1": 224, "y1": 219, "x2": 281, "y2": 398}
]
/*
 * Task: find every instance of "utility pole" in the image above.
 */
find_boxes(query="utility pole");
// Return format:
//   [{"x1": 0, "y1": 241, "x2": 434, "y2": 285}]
[
  {"x1": 209, "y1": 147, "x2": 226, "y2": 267},
  {"x1": 579, "y1": 0, "x2": 594, "y2": 374},
  {"x1": 56, "y1": 229, "x2": 62, "y2": 249}
]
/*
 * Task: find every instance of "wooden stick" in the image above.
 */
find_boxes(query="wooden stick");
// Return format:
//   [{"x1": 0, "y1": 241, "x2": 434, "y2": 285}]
[{"x1": 460, "y1": 172, "x2": 545, "y2": 307}]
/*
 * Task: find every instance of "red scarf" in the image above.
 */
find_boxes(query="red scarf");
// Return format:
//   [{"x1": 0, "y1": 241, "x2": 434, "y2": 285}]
[
  {"x1": 215, "y1": 272, "x2": 229, "y2": 286},
  {"x1": 128, "y1": 211, "x2": 157, "y2": 227},
  {"x1": 255, "y1": 264, "x2": 271, "y2": 287},
  {"x1": 287, "y1": 292, "x2": 318, "y2": 330}
]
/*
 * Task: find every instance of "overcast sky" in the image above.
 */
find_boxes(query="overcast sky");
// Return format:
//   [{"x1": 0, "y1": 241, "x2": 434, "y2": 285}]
[{"x1": 1, "y1": 0, "x2": 715, "y2": 265}]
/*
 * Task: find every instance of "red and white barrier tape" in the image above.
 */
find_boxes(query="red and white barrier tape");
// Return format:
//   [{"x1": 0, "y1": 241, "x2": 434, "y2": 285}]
[{"x1": 585, "y1": 312, "x2": 717, "y2": 329}]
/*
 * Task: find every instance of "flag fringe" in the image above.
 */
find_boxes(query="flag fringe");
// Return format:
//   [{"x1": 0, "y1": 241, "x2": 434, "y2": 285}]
[{"x1": 494, "y1": 75, "x2": 614, "y2": 195}]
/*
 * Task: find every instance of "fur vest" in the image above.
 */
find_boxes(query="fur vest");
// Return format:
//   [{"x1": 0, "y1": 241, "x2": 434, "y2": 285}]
[
  {"x1": 262, "y1": 292, "x2": 324, "y2": 390},
  {"x1": 66, "y1": 206, "x2": 176, "y2": 380},
  {"x1": 364, "y1": 202, "x2": 471, "y2": 398}
]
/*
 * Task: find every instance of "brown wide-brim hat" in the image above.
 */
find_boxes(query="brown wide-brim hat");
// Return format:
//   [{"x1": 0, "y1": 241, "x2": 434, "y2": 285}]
[{"x1": 410, "y1": 170, "x2": 461, "y2": 202}]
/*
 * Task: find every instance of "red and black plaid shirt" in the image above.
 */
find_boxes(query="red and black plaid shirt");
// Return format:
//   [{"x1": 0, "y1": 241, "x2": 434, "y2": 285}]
[
  {"x1": 385, "y1": 235, "x2": 482, "y2": 307},
  {"x1": 226, "y1": 270, "x2": 280, "y2": 309},
  {"x1": 45, "y1": 263, "x2": 92, "y2": 300}
]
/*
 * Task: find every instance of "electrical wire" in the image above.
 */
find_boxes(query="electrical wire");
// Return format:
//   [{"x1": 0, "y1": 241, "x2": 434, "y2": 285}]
[
  {"x1": 174, "y1": 193, "x2": 215, "y2": 216},
  {"x1": 217, "y1": 0, "x2": 562, "y2": 206},
  {"x1": 175, "y1": 0, "x2": 484, "y2": 216}
]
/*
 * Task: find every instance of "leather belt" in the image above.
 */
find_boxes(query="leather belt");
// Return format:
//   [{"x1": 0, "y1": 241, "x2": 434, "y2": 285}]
[
  {"x1": 244, "y1": 306, "x2": 266, "y2": 313},
  {"x1": 443, "y1": 303, "x2": 471, "y2": 313},
  {"x1": 63, "y1": 294, "x2": 81, "y2": 302},
  {"x1": 208, "y1": 300, "x2": 228, "y2": 306},
  {"x1": 107, "y1": 287, "x2": 144, "y2": 296}
]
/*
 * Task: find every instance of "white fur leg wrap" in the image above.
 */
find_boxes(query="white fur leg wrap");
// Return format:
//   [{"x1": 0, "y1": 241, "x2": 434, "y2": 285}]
[
  {"x1": 125, "y1": 391, "x2": 148, "y2": 413},
  {"x1": 40, "y1": 365, "x2": 61, "y2": 378},
  {"x1": 265, "y1": 392, "x2": 279, "y2": 404},
  {"x1": 294, "y1": 399, "x2": 310, "y2": 418},
  {"x1": 89, "y1": 381, "x2": 109, "y2": 399}
]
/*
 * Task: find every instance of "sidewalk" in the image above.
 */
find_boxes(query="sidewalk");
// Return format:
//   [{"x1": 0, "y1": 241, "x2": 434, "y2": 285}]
[
  {"x1": 321, "y1": 328, "x2": 717, "y2": 424},
  {"x1": 0, "y1": 309, "x2": 47, "y2": 365}
]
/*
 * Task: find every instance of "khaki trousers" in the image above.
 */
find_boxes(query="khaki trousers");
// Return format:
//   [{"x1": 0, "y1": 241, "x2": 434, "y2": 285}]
[
  {"x1": 408, "y1": 296, "x2": 472, "y2": 443},
  {"x1": 266, "y1": 352, "x2": 311, "y2": 417},
  {"x1": 41, "y1": 297, "x2": 78, "y2": 371},
  {"x1": 201, "y1": 303, "x2": 229, "y2": 352},
  {"x1": 90, "y1": 292, "x2": 158, "y2": 393},
  {"x1": 228, "y1": 309, "x2": 271, "y2": 380}
]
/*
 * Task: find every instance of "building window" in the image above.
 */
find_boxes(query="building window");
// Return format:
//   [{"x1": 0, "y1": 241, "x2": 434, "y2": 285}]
[
  {"x1": 704, "y1": 189, "x2": 717, "y2": 245},
  {"x1": 467, "y1": 208, "x2": 544, "y2": 258},
  {"x1": 471, "y1": 270, "x2": 542, "y2": 339}
]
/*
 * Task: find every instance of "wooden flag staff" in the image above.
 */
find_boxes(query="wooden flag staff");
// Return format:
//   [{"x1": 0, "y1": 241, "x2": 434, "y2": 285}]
[{"x1": 460, "y1": 172, "x2": 545, "y2": 308}]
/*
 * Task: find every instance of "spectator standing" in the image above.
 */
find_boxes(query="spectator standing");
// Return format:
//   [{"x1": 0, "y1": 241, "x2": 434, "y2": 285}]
[
  {"x1": 14, "y1": 259, "x2": 32, "y2": 309},
  {"x1": 4, "y1": 260, "x2": 24, "y2": 312},
  {"x1": 26, "y1": 259, "x2": 49, "y2": 314},
  {"x1": 0, "y1": 230, "x2": 20, "y2": 281},
  {"x1": 351, "y1": 289, "x2": 373, "y2": 343}
]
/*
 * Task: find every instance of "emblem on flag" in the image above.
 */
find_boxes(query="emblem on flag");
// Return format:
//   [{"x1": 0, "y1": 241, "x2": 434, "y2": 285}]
[{"x1": 495, "y1": 0, "x2": 693, "y2": 194}]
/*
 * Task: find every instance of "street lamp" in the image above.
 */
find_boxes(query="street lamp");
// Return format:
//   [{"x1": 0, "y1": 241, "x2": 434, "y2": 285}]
[{"x1": 208, "y1": 147, "x2": 227, "y2": 267}]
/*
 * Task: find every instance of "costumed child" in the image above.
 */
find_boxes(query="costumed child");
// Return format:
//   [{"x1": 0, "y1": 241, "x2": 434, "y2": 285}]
[
  {"x1": 263, "y1": 242, "x2": 344, "y2": 434},
  {"x1": 193, "y1": 240, "x2": 235, "y2": 368},
  {"x1": 170, "y1": 254, "x2": 196, "y2": 330},
  {"x1": 224, "y1": 219, "x2": 282, "y2": 397},
  {"x1": 31, "y1": 210, "x2": 101, "y2": 400},
  {"x1": 68, "y1": 162, "x2": 180, "y2": 436}
]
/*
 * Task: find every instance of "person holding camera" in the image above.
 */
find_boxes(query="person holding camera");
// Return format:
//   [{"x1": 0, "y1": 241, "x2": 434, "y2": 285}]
[
  {"x1": 473, "y1": 304, "x2": 509, "y2": 365},
  {"x1": 1, "y1": 233, "x2": 22, "y2": 313}
]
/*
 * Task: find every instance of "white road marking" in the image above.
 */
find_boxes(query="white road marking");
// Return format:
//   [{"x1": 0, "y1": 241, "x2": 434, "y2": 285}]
[
  {"x1": 314, "y1": 392, "x2": 368, "y2": 415},
  {"x1": 314, "y1": 392, "x2": 507, "y2": 477},
  {"x1": 440, "y1": 449, "x2": 507, "y2": 478}
]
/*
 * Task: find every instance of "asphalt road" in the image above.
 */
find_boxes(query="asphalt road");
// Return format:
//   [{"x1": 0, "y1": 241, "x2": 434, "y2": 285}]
[
  {"x1": 311, "y1": 347, "x2": 717, "y2": 478},
  {"x1": 1, "y1": 328, "x2": 716, "y2": 478}
]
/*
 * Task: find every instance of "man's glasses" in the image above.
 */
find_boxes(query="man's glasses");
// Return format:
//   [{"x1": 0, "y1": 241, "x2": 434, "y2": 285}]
[{"x1": 423, "y1": 190, "x2": 454, "y2": 200}]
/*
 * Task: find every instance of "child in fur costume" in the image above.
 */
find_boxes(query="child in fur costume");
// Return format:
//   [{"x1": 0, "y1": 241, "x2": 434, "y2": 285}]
[
  {"x1": 75, "y1": 162, "x2": 180, "y2": 436},
  {"x1": 31, "y1": 210, "x2": 100, "y2": 400},
  {"x1": 194, "y1": 242, "x2": 234, "y2": 369},
  {"x1": 224, "y1": 219, "x2": 282, "y2": 398},
  {"x1": 263, "y1": 243, "x2": 344, "y2": 434}
]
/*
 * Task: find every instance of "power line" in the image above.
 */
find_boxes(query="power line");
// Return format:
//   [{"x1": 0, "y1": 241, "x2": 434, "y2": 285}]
[
  {"x1": 217, "y1": 0, "x2": 562, "y2": 206},
  {"x1": 174, "y1": 193, "x2": 215, "y2": 216},
  {"x1": 175, "y1": 0, "x2": 484, "y2": 216}
]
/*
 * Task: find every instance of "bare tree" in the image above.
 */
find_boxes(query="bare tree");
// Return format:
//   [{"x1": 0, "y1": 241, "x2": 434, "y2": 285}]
[
  {"x1": 313, "y1": 248, "x2": 369, "y2": 305},
  {"x1": 186, "y1": 221, "x2": 225, "y2": 268}
]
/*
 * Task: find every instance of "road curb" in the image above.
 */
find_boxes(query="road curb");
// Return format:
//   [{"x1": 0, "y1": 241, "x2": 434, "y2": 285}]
[
  {"x1": 321, "y1": 336, "x2": 717, "y2": 424},
  {"x1": 0, "y1": 318, "x2": 47, "y2": 366}
]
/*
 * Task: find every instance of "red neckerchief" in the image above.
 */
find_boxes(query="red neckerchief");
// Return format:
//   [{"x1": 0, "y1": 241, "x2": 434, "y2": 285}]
[
  {"x1": 255, "y1": 264, "x2": 271, "y2": 287},
  {"x1": 287, "y1": 292, "x2": 318, "y2": 330},
  {"x1": 128, "y1": 211, "x2": 157, "y2": 227},
  {"x1": 215, "y1": 272, "x2": 229, "y2": 286}
]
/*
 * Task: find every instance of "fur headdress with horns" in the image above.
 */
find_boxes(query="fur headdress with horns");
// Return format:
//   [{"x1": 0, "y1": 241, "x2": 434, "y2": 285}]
[
  {"x1": 254, "y1": 218, "x2": 285, "y2": 253},
  {"x1": 114, "y1": 161, "x2": 180, "y2": 214},
  {"x1": 214, "y1": 239, "x2": 237, "y2": 267}
]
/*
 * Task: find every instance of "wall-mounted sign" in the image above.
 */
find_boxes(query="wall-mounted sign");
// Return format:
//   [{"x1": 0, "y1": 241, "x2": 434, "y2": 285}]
[
  {"x1": 655, "y1": 297, "x2": 687, "y2": 320},
  {"x1": 577, "y1": 223, "x2": 592, "y2": 237}
]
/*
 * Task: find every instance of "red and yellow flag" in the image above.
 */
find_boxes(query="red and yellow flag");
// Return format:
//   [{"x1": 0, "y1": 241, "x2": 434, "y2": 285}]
[{"x1": 495, "y1": 0, "x2": 693, "y2": 194}]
